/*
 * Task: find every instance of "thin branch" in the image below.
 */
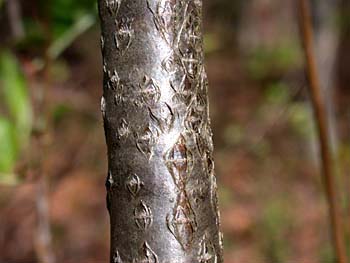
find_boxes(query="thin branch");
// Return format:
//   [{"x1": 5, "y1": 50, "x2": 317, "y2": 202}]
[
  {"x1": 297, "y1": 1, "x2": 348, "y2": 263},
  {"x1": 34, "y1": 19, "x2": 56, "y2": 263},
  {"x1": 35, "y1": 177, "x2": 55, "y2": 263},
  {"x1": 6, "y1": 0, "x2": 24, "y2": 40}
]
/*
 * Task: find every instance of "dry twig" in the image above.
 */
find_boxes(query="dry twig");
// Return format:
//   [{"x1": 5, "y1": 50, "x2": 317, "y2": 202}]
[{"x1": 297, "y1": 1, "x2": 348, "y2": 262}]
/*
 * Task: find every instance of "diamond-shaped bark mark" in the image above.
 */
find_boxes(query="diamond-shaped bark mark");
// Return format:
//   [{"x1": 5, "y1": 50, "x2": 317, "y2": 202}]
[
  {"x1": 164, "y1": 135, "x2": 193, "y2": 188},
  {"x1": 112, "y1": 249, "x2": 123, "y2": 263},
  {"x1": 149, "y1": 103, "x2": 175, "y2": 133},
  {"x1": 101, "y1": 36, "x2": 105, "y2": 51},
  {"x1": 147, "y1": 0, "x2": 184, "y2": 44},
  {"x1": 198, "y1": 235, "x2": 217, "y2": 263},
  {"x1": 186, "y1": 93, "x2": 208, "y2": 135},
  {"x1": 103, "y1": 59, "x2": 108, "y2": 74},
  {"x1": 206, "y1": 153, "x2": 214, "y2": 176},
  {"x1": 134, "y1": 201, "x2": 153, "y2": 230},
  {"x1": 198, "y1": 70, "x2": 210, "y2": 94},
  {"x1": 162, "y1": 52, "x2": 181, "y2": 74},
  {"x1": 183, "y1": 6, "x2": 201, "y2": 47},
  {"x1": 201, "y1": 149, "x2": 214, "y2": 176},
  {"x1": 140, "y1": 76, "x2": 161, "y2": 107},
  {"x1": 117, "y1": 119, "x2": 130, "y2": 140},
  {"x1": 147, "y1": 0, "x2": 189, "y2": 47},
  {"x1": 114, "y1": 84, "x2": 128, "y2": 105},
  {"x1": 185, "y1": 106, "x2": 203, "y2": 134},
  {"x1": 125, "y1": 174, "x2": 143, "y2": 197},
  {"x1": 135, "y1": 126, "x2": 158, "y2": 159},
  {"x1": 181, "y1": 75, "x2": 195, "y2": 101},
  {"x1": 114, "y1": 18, "x2": 134, "y2": 54},
  {"x1": 195, "y1": 131, "x2": 207, "y2": 157},
  {"x1": 106, "y1": 171, "x2": 116, "y2": 212},
  {"x1": 171, "y1": 75, "x2": 194, "y2": 107},
  {"x1": 106, "y1": 0, "x2": 121, "y2": 16},
  {"x1": 133, "y1": 242, "x2": 158, "y2": 263},
  {"x1": 107, "y1": 70, "x2": 121, "y2": 90},
  {"x1": 195, "y1": 93, "x2": 207, "y2": 113},
  {"x1": 156, "y1": 0, "x2": 176, "y2": 34},
  {"x1": 167, "y1": 192, "x2": 197, "y2": 250},
  {"x1": 101, "y1": 96, "x2": 106, "y2": 117},
  {"x1": 105, "y1": 171, "x2": 115, "y2": 190},
  {"x1": 181, "y1": 48, "x2": 201, "y2": 79},
  {"x1": 197, "y1": 124, "x2": 214, "y2": 154}
]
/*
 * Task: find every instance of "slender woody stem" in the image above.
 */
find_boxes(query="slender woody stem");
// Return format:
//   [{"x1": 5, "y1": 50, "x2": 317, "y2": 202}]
[
  {"x1": 34, "y1": 22, "x2": 56, "y2": 263},
  {"x1": 6, "y1": 0, "x2": 24, "y2": 40},
  {"x1": 98, "y1": 0, "x2": 223, "y2": 262},
  {"x1": 297, "y1": 1, "x2": 347, "y2": 262}
]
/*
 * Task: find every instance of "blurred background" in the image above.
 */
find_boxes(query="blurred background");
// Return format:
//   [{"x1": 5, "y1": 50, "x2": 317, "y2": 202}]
[{"x1": 0, "y1": 0, "x2": 350, "y2": 262}]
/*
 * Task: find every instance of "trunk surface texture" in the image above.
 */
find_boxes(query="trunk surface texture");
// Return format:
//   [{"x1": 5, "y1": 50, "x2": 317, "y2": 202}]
[{"x1": 98, "y1": 0, "x2": 223, "y2": 262}]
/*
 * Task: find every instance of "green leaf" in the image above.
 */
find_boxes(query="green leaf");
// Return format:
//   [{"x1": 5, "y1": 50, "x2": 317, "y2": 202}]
[
  {"x1": 48, "y1": 13, "x2": 96, "y2": 60},
  {"x1": 0, "y1": 117, "x2": 18, "y2": 173},
  {"x1": 0, "y1": 51, "x2": 32, "y2": 146},
  {"x1": 48, "y1": 0, "x2": 97, "y2": 39}
]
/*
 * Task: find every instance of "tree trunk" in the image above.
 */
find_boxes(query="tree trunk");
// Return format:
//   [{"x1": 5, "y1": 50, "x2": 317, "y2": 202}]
[{"x1": 97, "y1": 0, "x2": 223, "y2": 262}]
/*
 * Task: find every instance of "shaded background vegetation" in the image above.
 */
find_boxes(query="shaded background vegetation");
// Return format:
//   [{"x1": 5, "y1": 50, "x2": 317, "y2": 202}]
[{"x1": 1, "y1": 0, "x2": 350, "y2": 262}]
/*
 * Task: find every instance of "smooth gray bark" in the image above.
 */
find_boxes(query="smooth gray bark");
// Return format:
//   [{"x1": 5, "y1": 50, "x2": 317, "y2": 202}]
[{"x1": 98, "y1": 0, "x2": 223, "y2": 262}]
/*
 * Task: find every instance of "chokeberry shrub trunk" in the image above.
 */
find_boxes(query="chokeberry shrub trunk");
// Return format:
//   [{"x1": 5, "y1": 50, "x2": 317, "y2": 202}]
[{"x1": 98, "y1": 0, "x2": 223, "y2": 262}]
